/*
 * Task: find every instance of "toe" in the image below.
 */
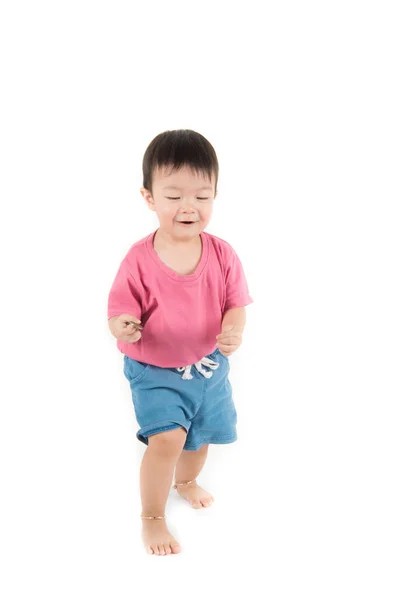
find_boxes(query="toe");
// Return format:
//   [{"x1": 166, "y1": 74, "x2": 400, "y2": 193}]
[
  {"x1": 171, "y1": 543, "x2": 181, "y2": 553},
  {"x1": 191, "y1": 500, "x2": 202, "y2": 508},
  {"x1": 165, "y1": 545, "x2": 172, "y2": 555},
  {"x1": 201, "y1": 496, "x2": 213, "y2": 507}
]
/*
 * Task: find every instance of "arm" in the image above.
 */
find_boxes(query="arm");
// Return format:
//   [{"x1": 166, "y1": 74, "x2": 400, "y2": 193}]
[
  {"x1": 222, "y1": 243, "x2": 252, "y2": 336},
  {"x1": 221, "y1": 306, "x2": 246, "y2": 334},
  {"x1": 107, "y1": 259, "x2": 143, "y2": 340}
]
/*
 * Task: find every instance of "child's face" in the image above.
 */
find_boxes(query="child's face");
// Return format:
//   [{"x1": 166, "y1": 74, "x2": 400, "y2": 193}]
[{"x1": 141, "y1": 165, "x2": 217, "y2": 240}]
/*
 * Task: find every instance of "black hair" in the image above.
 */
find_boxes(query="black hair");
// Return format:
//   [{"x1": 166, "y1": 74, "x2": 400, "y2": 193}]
[{"x1": 142, "y1": 129, "x2": 219, "y2": 196}]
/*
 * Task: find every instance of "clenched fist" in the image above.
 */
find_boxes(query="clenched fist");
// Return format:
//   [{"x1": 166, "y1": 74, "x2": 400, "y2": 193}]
[
  {"x1": 216, "y1": 324, "x2": 242, "y2": 357},
  {"x1": 108, "y1": 314, "x2": 142, "y2": 343}
]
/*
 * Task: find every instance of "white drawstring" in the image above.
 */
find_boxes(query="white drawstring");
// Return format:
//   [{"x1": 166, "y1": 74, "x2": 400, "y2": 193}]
[{"x1": 176, "y1": 356, "x2": 220, "y2": 380}]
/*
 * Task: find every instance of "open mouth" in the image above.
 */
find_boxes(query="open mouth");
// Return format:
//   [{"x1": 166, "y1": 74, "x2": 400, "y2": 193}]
[{"x1": 178, "y1": 221, "x2": 197, "y2": 225}]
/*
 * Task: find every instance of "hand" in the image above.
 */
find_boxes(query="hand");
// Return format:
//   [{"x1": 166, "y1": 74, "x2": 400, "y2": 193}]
[
  {"x1": 108, "y1": 314, "x2": 142, "y2": 343},
  {"x1": 216, "y1": 325, "x2": 242, "y2": 357}
]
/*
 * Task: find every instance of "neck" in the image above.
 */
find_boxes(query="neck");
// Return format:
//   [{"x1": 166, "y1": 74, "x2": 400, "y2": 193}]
[{"x1": 155, "y1": 228, "x2": 201, "y2": 248}]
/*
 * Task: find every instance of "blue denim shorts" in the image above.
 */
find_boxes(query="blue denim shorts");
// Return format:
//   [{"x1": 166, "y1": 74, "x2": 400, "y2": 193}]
[{"x1": 123, "y1": 348, "x2": 237, "y2": 451}]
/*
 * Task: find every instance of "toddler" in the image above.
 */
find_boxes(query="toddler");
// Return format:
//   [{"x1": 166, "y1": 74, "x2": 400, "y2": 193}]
[{"x1": 107, "y1": 129, "x2": 253, "y2": 555}]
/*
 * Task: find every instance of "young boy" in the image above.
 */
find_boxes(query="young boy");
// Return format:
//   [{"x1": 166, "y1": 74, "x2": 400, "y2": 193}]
[{"x1": 107, "y1": 129, "x2": 253, "y2": 555}]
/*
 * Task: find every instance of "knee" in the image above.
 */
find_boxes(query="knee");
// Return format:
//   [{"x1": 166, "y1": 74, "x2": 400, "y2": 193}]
[{"x1": 148, "y1": 427, "x2": 187, "y2": 456}]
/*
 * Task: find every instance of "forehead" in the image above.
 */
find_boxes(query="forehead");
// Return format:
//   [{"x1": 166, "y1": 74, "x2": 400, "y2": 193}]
[{"x1": 153, "y1": 165, "x2": 215, "y2": 191}]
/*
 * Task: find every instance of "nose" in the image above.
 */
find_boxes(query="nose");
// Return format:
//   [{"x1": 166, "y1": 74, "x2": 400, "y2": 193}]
[{"x1": 179, "y1": 196, "x2": 197, "y2": 211}]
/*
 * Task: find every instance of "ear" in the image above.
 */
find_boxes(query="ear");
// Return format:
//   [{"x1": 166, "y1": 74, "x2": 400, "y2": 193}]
[{"x1": 140, "y1": 187, "x2": 156, "y2": 212}]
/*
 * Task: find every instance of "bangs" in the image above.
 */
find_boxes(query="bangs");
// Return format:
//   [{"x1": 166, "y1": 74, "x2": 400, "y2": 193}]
[{"x1": 142, "y1": 129, "x2": 219, "y2": 193}]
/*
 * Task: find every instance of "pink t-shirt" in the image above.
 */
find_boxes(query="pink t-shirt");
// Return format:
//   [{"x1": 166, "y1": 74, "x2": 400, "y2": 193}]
[{"x1": 108, "y1": 229, "x2": 253, "y2": 368}]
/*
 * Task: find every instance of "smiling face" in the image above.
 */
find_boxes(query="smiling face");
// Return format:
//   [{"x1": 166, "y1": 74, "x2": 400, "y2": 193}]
[{"x1": 140, "y1": 164, "x2": 217, "y2": 242}]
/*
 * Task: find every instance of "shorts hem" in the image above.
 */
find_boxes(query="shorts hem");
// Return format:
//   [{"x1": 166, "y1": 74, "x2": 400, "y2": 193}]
[
  {"x1": 137, "y1": 420, "x2": 189, "y2": 445},
  {"x1": 183, "y1": 434, "x2": 237, "y2": 451}
]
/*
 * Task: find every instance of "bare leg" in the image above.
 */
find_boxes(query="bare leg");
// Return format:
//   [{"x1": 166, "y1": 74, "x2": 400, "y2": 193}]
[
  {"x1": 174, "y1": 444, "x2": 214, "y2": 508},
  {"x1": 140, "y1": 427, "x2": 187, "y2": 556}
]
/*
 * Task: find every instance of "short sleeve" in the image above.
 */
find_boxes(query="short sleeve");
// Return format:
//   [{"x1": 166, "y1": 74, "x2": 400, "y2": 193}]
[
  {"x1": 107, "y1": 259, "x2": 142, "y2": 320},
  {"x1": 224, "y1": 247, "x2": 253, "y2": 312}
]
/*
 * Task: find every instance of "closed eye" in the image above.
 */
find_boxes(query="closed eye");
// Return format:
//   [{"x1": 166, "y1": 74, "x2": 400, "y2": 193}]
[{"x1": 165, "y1": 197, "x2": 209, "y2": 200}]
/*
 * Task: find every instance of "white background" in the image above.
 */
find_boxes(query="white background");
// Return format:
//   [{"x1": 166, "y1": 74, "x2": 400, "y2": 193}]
[{"x1": 1, "y1": 1, "x2": 399, "y2": 598}]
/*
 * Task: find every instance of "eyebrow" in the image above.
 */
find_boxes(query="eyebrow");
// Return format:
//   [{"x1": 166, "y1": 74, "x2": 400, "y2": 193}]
[{"x1": 162, "y1": 186, "x2": 213, "y2": 191}]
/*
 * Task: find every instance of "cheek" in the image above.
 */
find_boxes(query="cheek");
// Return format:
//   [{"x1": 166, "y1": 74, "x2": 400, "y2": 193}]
[
  {"x1": 200, "y1": 206, "x2": 213, "y2": 220},
  {"x1": 159, "y1": 205, "x2": 175, "y2": 217}
]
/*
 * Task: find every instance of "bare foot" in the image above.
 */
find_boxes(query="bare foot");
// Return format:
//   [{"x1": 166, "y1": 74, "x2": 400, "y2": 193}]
[
  {"x1": 141, "y1": 519, "x2": 181, "y2": 556},
  {"x1": 175, "y1": 480, "x2": 214, "y2": 509}
]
